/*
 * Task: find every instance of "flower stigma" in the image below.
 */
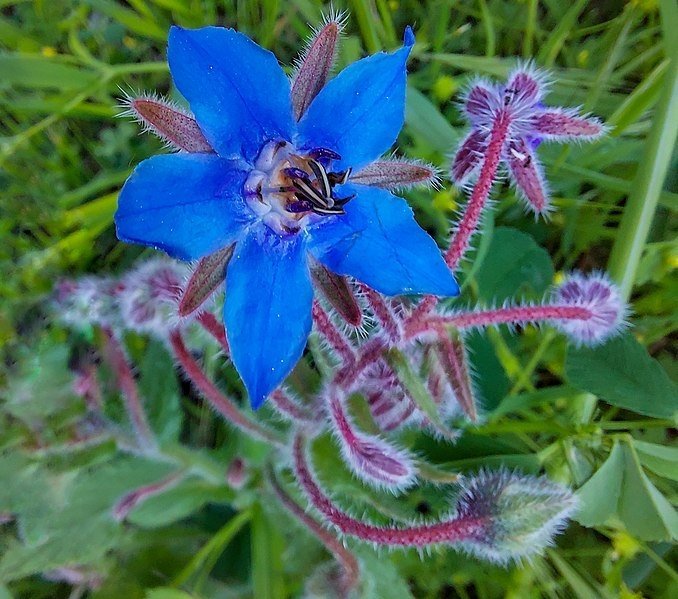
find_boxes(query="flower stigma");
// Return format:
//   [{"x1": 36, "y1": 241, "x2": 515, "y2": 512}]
[{"x1": 244, "y1": 140, "x2": 354, "y2": 235}]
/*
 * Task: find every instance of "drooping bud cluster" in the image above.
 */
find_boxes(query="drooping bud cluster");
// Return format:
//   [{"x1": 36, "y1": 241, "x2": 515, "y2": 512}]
[
  {"x1": 55, "y1": 259, "x2": 188, "y2": 339},
  {"x1": 54, "y1": 277, "x2": 123, "y2": 329}
]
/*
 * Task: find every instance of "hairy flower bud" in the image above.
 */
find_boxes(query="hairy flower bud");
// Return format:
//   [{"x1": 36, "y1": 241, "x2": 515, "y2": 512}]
[
  {"x1": 552, "y1": 272, "x2": 625, "y2": 346},
  {"x1": 454, "y1": 469, "x2": 578, "y2": 563},
  {"x1": 120, "y1": 258, "x2": 187, "y2": 336},
  {"x1": 327, "y1": 389, "x2": 416, "y2": 492},
  {"x1": 54, "y1": 276, "x2": 123, "y2": 328}
]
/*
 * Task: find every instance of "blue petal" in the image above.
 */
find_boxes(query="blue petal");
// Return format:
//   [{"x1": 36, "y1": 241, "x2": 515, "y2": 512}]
[
  {"x1": 115, "y1": 153, "x2": 252, "y2": 261},
  {"x1": 307, "y1": 183, "x2": 459, "y2": 297},
  {"x1": 297, "y1": 29, "x2": 414, "y2": 171},
  {"x1": 224, "y1": 228, "x2": 313, "y2": 409},
  {"x1": 168, "y1": 26, "x2": 295, "y2": 162}
]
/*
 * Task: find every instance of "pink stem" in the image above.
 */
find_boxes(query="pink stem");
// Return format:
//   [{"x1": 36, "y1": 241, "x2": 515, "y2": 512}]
[
  {"x1": 169, "y1": 330, "x2": 283, "y2": 447},
  {"x1": 113, "y1": 471, "x2": 184, "y2": 521},
  {"x1": 271, "y1": 389, "x2": 318, "y2": 423},
  {"x1": 359, "y1": 284, "x2": 401, "y2": 343},
  {"x1": 312, "y1": 301, "x2": 355, "y2": 364},
  {"x1": 407, "y1": 304, "x2": 594, "y2": 339},
  {"x1": 404, "y1": 110, "x2": 513, "y2": 323},
  {"x1": 334, "y1": 336, "x2": 387, "y2": 389},
  {"x1": 446, "y1": 111, "x2": 512, "y2": 271},
  {"x1": 268, "y1": 467, "x2": 360, "y2": 595},
  {"x1": 293, "y1": 434, "x2": 483, "y2": 547},
  {"x1": 101, "y1": 326, "x2": 155, "y2": 449},
  {"x1": 197, "y1": 311, "x2": 230, "y2": 354}
]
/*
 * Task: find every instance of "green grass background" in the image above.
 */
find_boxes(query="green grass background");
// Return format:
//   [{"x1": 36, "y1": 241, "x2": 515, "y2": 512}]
[{"x1": 0, "y1": 0, "x2": 676, "y2": 597}]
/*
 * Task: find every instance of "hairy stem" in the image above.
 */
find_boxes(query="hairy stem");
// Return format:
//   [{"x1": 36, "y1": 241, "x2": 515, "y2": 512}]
[
  {"x1": 406, "y1": 305, "x2": 593, "y2": 339},
  {"x1": 312, "y1": 301, "x2": 356, "y2": 364},
  {"x1": 268, "y1": 467, "x2": 360, "y2": 595},
  {"x1": 101, "y1": 326, "x2": 155, "y2": 450},
  {"x1": 446, "y1": 111, "x2": 512, "y2": 271},
  {"x1": 293, "y1": 434, "x2": 483, "y2": 547},
  {"x1": 169, "y1": 330, "x2": 284, "y2": 447}
]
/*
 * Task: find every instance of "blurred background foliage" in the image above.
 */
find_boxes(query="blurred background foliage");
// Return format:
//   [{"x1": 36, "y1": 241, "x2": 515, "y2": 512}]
[{"x1": 1, "y1": 0, "x2": 677, "y2": 597}]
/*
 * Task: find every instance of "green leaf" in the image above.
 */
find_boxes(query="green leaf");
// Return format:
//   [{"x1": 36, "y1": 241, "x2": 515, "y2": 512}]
[
  {"x1": 566, "y1": 333, "x2": 678, "y2": 420},
  {"x1": 250, "y1": 504, "x2": 285, "y2": 599},
  {"x1": 0, "y1": 54, "x2": 97, "y2": 90},
  {"x1": 0, "y1": 453, "x2": 175, "y2": 582},
  {"x1": 146, "y1": 589, "x2": 194, "y2": 599},
  {"x1": 171, "y1": 509, "x2": 252, "y2": 588},
  {"x1": 576, "y1": 440, "x2": 678, "y2": 541},
  {"x1": 137, "y1": 340, "x2": 183, "y2": 442},
  {"x1": 355, "y1": 546, "x2": 414, "y2": 599},
  {"x1": 405, "y1": 86, "x2": 459, "y2": 153},
  {"x1": 476, "y1": 227, "x2": 554, "y2": 303},
  {"x1": 128, "y1": 478, "x2": 234, "y2": 528},
  {"x1": 617, "y1": 442, "x2": 678, "y2": 541},
  {"x1": 633, "y1": 440, "x2": 678, "y2": 481},
  {"x1": 576, "y1": 441, "x2": 625, "y2": 527}
]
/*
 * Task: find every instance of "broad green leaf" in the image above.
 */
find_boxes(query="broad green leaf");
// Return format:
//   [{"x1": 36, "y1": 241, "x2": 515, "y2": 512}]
[
  {"x1": 576, "y1": 441, "x2": 625, "y2": 527},
  {"x1": 357, "y1": 546, "x2": 414, "y2": 599},
  {"x1": 128, "y1": 479, "x2": 234, "y2": 528},
  {"x1": 476, "y1": 227, "x2": 554, "y2": 303},
  {"x1": 618, "y1": 442, "x2": 678, "y2": 541},
  {"x1": 577, "y1": 441, "x2": 678, "y2": 541},
  {"x1": 137, "y1": 340, "x2": 182, "y2": 442},
  {"x1": 0, "y1": 54, "x2": 96, "y2": 89},
  {"x1": 633, "y1": 440, "x2": 678, "y2": 481},
  {"x1": 0, "y1": 454, "x2": 175, "y2": 582},
  {"x1": 566, "y1": 333, "x2": 678, "y2": 420}
]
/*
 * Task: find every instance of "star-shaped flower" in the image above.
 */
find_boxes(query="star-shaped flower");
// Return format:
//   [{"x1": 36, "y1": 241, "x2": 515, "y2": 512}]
[
  {"x1": 451, "y1": 66, "x2": 605, "y2": 214},
  {"x1": 115, "y1": 23, "x2": 459, "y2": 408}
]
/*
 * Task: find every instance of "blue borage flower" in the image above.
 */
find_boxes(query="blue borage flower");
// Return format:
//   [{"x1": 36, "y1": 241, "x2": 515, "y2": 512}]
[{"x1": 115, "y1": 24, "x2": 459, "y2": 408}]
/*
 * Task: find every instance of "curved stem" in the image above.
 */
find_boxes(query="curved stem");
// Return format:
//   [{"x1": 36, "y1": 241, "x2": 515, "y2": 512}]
[
  {"x1": 169, "y1": 330, "x2": 284, "y2": 447},
  {"x1": 293, "y1": 434, "x2": 483, "y2": 547},
  {"x1": 101, "y1": 326, "x2": 155, "y2": 450},
  {"x1": 267, "y1": 467, "x2": 360, "y2": 595}
]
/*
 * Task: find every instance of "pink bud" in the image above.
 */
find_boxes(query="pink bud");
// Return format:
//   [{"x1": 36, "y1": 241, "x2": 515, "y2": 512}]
[
  {"x1": 327, "y1": 389, "x2": 416, "y2": 492},
  {"x1": 310, "y1": 260, "x2": 363, "y2": 327},
  {"x1": 362, "y1": 362, "x2": 417, "y2": 431},
  {"x1": 226, "y1": 457, "x2": 249, "y2": 489},
  {"x1": 120, "y1": 258, "x2": 187, "y2": 336},
  {"x1": 552, "y1": 272, "x2": 625, "y2": 346}
]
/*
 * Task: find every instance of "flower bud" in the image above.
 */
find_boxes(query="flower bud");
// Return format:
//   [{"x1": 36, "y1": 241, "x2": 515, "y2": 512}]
[
  {"x1": 120, "y1": 258, "x2": 187, "y2": 336},
  {"x1": 454, "y1": 469, "x2": 578, "y2": 563},
  {"x1": 552, "y1": 272, "x2": 625, "y2": 346},
  {"x1": 327, "y1": 389, "x2": 416, "y2": 492}
]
